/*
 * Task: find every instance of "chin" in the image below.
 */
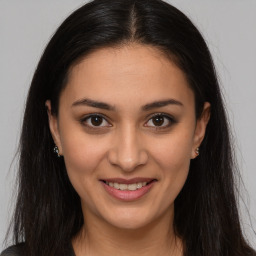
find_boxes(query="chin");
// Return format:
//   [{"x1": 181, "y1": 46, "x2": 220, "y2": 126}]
[
  {"x1": 109, "y1": 217, "x2": 151, "y2": 230},
  {"x1": 101, "y1": 207, "x2": 158, "y2": 231}
]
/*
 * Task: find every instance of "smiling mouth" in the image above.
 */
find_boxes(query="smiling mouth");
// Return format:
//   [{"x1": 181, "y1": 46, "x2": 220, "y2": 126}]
[
  {"x1": 101, "y1": 180, "x2": 156, "y2": 191},
  {"x1": 100, "y1": 178, "x2": 157, "y2": 201}
]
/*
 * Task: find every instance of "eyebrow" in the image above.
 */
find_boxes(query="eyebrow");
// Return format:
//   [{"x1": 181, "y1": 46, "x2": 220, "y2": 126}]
[
  {"x1": 141, "y1": 99, "x2": 183, "y2": 111},
  {"x1": 72, "y1": 98, "x2": 183, "y2": 111},
  {"x1": 72, "y1": 98, "x2": 115, "y2": 110}
]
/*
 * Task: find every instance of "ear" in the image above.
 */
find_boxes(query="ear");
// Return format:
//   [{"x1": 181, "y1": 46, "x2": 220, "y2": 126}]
[
  {"x1": 45, "y1": 100, "x2": 63, "y2": 156},
  {"x1": 191, "y1": 102, "x2": 211, "y2": 159}
]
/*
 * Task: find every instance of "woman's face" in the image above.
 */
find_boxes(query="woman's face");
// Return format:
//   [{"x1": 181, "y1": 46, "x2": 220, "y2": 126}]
[{"x1": 47, "y1": 44, "x2": 210, "y2": 230}]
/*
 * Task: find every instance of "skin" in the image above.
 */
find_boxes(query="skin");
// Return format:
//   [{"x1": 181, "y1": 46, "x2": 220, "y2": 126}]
[{"x1": 46, "y1": 43, "x2": 210, "y2": 256}]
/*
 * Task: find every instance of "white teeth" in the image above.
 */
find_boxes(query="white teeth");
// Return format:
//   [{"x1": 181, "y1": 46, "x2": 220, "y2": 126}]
[
  {"x1": 119, "y1": 184, "x2": 128, "y2": 190},
  {"x1": 128, "y1": 184, "x2": 137, "y2": 191},
  {"x1": 137, "y1": 183, "x2": 142, "y2": 189},
  {"x1": 114, "y1": 183, "x2": 119, "y2": 189},
  {"x1": 106, "y1": 181, "x2": 148, "y2": 191}
]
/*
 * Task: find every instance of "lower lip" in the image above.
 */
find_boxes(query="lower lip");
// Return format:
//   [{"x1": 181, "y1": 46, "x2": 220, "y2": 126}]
[{"x1": 101, "y1": 181, "x2": 155, "y2": 201}]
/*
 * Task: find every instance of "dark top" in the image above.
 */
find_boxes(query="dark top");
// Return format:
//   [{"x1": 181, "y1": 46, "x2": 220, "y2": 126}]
[
  {"x1": 0, "y1": 243, "x2": 76, "y2": 256},
  {"x1": 0, "y1": 245, "x2": 23, "y2": 256}
]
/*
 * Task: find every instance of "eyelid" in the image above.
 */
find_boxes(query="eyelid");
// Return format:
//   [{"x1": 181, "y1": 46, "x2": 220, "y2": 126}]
[
  {"x1": 80, "y1": 113, "x2": 112, "y2": 128},
  {"x1": 144, "y1": 113, "x2": 176, "y2": 128},
  {"x1": 79, "y1": 112, "x2": 176, "y2": 130}
]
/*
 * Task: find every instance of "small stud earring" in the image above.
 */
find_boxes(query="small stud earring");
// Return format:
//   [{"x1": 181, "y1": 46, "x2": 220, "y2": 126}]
[
  {"x1": 53, "y1": 145, "x2": 61, "y2": 157},
  {"x1": 195, "y1": 147, "x2": 200, "y2": 157}
]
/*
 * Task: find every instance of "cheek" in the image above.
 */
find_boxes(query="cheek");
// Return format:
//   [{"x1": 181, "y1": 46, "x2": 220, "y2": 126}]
[
  {"x1": 149, "y1": 129, "x2": 193, "y2": 193},
  {"x1": 151, "y1": 130, "x2": 193, "y2": 169},
  {"x1": 60, "y1": 128, "x2": 108, "y2": 183},
  {"x1": 61, "y1": 134, "x2": 110, "y2": 208}
]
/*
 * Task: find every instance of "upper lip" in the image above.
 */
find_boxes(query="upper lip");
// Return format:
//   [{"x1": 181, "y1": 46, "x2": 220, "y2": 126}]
[{"x1": 100, "y1": 177, "x2": 157, "y2": 184}]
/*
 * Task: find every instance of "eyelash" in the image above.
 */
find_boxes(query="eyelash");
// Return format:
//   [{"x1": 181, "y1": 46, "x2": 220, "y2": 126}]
[
  {"x1": 80, "y1": 113, "x2": 176, "y2": 130},
  {"x1": 145, "y1": 113, "x2": 176, "y2": 129},
  {"x1": 80, "y1": 114, "x2": 111, "y2": 129}
]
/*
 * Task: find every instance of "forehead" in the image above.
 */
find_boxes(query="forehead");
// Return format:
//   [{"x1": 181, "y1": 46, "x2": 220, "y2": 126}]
[{"x1": 61, "y1": 44, "x2": 194, "y2": 109}]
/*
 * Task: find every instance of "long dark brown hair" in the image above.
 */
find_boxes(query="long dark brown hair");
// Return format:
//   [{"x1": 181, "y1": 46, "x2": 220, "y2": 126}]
[{"x1": 6, "y1": 0, "x2": 256, "y2": 255}]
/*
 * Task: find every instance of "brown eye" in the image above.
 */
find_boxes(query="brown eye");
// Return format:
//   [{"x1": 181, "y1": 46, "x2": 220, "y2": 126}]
[
  {"x1": 152, "y1": 115, "x2": 164, "y2": 126},
  {"x1": 82, "y1": 115, "x2": 111, "y2": 127},
  {"x1": 145, "y1": 114, "x2": 173, "y2": 128},
  {"x1": 91, "y1": 116, "x2": 103, "y2": 126}
]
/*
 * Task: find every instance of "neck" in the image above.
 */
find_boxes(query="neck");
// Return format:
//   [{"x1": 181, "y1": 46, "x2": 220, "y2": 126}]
[{"x1": 72, "y1": 206, "x2": 183, "y2": 256}]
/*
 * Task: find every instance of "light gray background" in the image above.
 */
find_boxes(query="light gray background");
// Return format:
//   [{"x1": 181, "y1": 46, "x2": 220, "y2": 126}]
[{"x1": 0, "y1": 0, "x2": 255, "y2": 251}]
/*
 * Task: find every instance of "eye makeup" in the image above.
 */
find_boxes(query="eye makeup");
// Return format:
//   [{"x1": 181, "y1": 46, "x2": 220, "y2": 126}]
[{"x1": 78, "y1": 111, "x2": 178, "y2": 134}]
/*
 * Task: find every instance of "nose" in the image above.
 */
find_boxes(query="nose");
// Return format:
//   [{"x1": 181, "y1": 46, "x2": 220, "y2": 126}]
[{"x1": 107, "y1": 126, "x2": 148, "y2": 172}]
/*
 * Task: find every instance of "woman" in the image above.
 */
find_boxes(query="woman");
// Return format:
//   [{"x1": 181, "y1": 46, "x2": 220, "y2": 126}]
[{"x1": 1, "y1": 0, "x2": 255, "y2": 255}]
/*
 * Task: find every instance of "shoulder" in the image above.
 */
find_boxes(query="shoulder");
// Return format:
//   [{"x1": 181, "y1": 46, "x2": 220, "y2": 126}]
[{"x1": 0, "y1": 244, "x2": 25, "y2": 256}]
